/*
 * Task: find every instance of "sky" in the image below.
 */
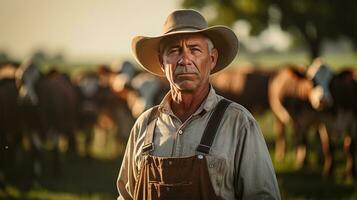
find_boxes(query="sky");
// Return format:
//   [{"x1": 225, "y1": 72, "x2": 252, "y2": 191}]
[
  {"x1": 0, "y1": 0, "x2": 181, "y2": 62},
  {"x1": 0, "y1": 0, "x2": 296, "y2": 64}
]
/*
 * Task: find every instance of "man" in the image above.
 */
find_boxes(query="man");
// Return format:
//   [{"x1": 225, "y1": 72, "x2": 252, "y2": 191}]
[{"x1": 117, "y1": 9, "x2": 281, "y2": 200}]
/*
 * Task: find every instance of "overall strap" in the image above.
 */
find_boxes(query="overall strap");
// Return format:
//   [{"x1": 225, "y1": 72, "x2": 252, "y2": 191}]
[
  {"x1": 141, "y1": 106, "x2": 160, "y2": 154},
  {"x1": 196, "y1": 99, "x2": 231, "y2": 154}
]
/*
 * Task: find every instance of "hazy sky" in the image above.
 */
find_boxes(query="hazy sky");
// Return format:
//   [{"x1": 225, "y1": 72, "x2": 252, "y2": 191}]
[{"x1": 0, "y1": 0, "x2": 181, "y2": 62}]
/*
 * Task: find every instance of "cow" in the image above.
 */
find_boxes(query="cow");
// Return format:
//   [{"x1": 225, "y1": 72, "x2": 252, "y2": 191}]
[
  {"x1": 269, "y1": 59, "x2": 357, "y2": 179},
  {"x1": 105, "y1": 63, "x2": 169, "y2": 118},
  {"x1": 75, "y1": 67, "x2": 135, "y2": 157},
  {"x1": 128, "y1": 72, "x2": 169, "y2": 117},
  {"x1": 269, "y1": 65, "x2": 315, "y2": 166},
  {"x1": 75, "y1": 71, "x2": 100, "y2": 157},
  {"x1": 110, "y1": 60, "x2": 141, "y2": 86},
  {"x1": 307, "y1": 62, "x2": 357, "y2": 178},
  {"x1": 16, "y1": 60, "x2": 79, "y2": 175},
  {"x1": 96, "y1": 65, "x2": 137, "y2": 140},
  {"x1": 0, "y1": 61, "x2": 22, "y2": 187},
  {"x1": 210, "y1": 66, "x2": 275, "y2": 115}
]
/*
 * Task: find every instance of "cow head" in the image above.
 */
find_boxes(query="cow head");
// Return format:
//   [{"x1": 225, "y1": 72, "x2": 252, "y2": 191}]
[
  {"x1": 78, "y1": 73, "x2": 99, "y2": 98},
  {"x1": 306, "y1": 58, "x2": 333, "y2": 110},
  {"x1": 15, "y1": 60, "x2": 41, "y2": 105}
]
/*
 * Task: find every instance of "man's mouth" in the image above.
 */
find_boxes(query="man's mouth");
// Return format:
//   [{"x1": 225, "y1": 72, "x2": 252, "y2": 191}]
[
  {"x1": 176, "y1": 73, "x2": 196, "y2": 77},
  {"x1": 175, "y1": 73, "x2": 197, "y2": 80}
]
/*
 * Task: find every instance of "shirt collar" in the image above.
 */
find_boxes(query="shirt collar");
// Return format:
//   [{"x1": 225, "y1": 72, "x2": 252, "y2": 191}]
[{"x1": 158, "y1": 85, "x2": 219, "y2": 117}]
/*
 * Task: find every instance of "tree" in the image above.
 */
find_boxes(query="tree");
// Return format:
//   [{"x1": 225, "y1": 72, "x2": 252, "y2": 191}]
[{"x1": 182, "y1": 0, "x2": 357, "y2": 60}]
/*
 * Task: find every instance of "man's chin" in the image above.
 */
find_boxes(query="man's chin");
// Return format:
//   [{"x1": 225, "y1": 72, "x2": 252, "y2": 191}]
[{"x1": 175, "y1": 83, "x2": 197, "y2": 93}]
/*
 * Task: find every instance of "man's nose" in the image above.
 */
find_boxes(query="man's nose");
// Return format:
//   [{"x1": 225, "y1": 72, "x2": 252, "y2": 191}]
[{"x1": 178, "y1": 49, "x2": 191, "y2": 65}]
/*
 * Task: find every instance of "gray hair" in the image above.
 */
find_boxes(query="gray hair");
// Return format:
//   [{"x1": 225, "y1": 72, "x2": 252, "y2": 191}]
[{"x1": 205, "y1": 37, "x2": 214, "y2": 53}]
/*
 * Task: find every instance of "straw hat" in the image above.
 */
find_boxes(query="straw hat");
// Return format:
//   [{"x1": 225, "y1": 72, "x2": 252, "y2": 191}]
[{"x1": 132, "y1": 9, "x2": 239, "y2": 77}]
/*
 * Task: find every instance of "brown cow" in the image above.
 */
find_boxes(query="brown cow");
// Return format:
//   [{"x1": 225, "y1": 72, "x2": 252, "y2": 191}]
[
  {"x1": 269, "y1": 59, "x2": 357, "y2": 179},
  {"x1": 0, "y1": 62, "x2": 22, "y2": 186},
  {"x1": 309, "y1": 66, "x2": 357, "y2": 178},
  {"x1": 75, "y1": 67, "x2": 135, "y2": 157},
  {"x1": 268, "y1": 64, "x2": 325, "y2": 168},
  {"x1": 211, "y1": 66, "x2": 275, "y2": 115},
  {"x1": 99, "y1": 64, "x2": 169, "y2": 118},
  {"x1": 75, "y1": 71, "x2": 100, "y2": 157},
  {"x1": 16, "y1": 60, "x2": 79, "y2": 175}
]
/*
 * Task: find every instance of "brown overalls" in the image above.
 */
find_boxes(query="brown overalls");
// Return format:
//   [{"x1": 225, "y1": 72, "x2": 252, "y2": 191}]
[{"x1": 133, "y1": 99, "x2": 231, "y2": 200}]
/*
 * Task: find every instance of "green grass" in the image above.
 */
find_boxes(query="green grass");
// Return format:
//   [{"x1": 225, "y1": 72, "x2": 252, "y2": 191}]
[
  {"x1": 1, "y1": 157, "x2": 121, "y2": 200},
  {"x1": 257, "y1": 111, "x2": 357, "y2": 200},
  {"x1": 1, "y1": 129, "x2": 123, "y2": 200},
  {"x1": 231, "y1": 51, "x2": 357, "y2": 69},
  {"x1": 2, "y1": 113, "x2": 357, "y2": 200}
]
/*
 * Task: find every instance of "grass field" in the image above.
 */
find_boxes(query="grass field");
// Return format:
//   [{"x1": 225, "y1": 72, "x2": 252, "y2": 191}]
[
  {"x1": 1, "y1": 112, "x2": 357, "y2": 200},
  {"x1": 1, "y1": 52, "x2": 357, "y2": 199},
  {"x1": 1, "y1": 130, "x2": 123, "y2": 200}
]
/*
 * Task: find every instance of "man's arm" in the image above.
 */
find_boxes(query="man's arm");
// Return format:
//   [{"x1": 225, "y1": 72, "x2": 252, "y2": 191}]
[
  {"x1": 117, "y1": 127, "x2": 138, "y2": 200},
  {"x1": 234, "y1": 118, "x2": 281, "y2": 200}
]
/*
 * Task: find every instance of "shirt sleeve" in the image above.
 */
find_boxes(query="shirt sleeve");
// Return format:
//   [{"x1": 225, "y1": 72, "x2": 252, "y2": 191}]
[
  {"x1": 234, "y1": 118, "x2": 281, "y2": 200},
  {"x1": 117, "y1": 125, "x2": 138, "y2": 200}
]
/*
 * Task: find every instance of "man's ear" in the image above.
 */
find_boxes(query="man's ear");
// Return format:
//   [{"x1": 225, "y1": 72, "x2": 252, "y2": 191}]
[
  {"x1": 210, "y1": 48, "x2": 218, "y2": 71},
  {"x1": 158, "y1": 54, "x2": 165, "y2": 72}
]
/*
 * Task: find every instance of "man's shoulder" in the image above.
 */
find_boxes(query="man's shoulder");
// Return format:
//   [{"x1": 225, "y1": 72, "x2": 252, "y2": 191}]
[
  {"x1": 135, "y1": 106, "x2": 160, "y2": 125},
  {"x1": 136, "y1": 106, "x2": 158, "y2": 119}
]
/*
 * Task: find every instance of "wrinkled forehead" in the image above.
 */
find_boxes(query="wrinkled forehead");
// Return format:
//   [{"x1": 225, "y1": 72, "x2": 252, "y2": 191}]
[{"x1": 159, "y1": 33, "x2": 209, "y2": 53}]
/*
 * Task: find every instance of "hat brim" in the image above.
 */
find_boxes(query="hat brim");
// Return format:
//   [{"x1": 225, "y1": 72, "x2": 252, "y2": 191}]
[{"x1": 132, "y1": 26, "x2": 239, "y2": 77}]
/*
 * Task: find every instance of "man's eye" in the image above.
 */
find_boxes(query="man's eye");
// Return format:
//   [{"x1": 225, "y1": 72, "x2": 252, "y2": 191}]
[
  {"x1": 168, "y1": 48, "x2": 179, "y2": 54},
  {"x1": 191, "y1": 48, "x2": 201, "y2": 53}
]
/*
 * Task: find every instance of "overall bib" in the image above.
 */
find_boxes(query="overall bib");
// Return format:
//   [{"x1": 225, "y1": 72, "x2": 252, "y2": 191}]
[{"x1": 134, "y1": 99, "x2": 231, "y2": 200}]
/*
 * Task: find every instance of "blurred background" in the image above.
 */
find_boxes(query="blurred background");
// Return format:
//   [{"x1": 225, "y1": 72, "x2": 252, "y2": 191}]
[{"x1": 1, "y1": 0, "x2": 356, "y2": 199}]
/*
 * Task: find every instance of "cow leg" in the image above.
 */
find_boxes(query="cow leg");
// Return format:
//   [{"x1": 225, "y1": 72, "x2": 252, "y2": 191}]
[
  {"x1": 318, "y1": 123, "x2": 334, "y2": 176},
  {"x1": 344, "y1": 135, "x2": 356, "y2": 179},
  {"x1": 84, "y1": 127, "x2": 94, "y2": 158},
  {"x1": 295, "y1": 123, "x2": 308, "y2": 168},
  {"x1": 0, "y1": 131, "x2": 6, "y2": 189},
  {"x1": 296, "y1": 146, "x2": 306, "y2": 168},
  {"x1": 274, "y1": 119, "x2": 286, "y2": 162},
  {"x1": 50, "y1": 129, "x2": 61, "y2": 175},
  {"x1": 30, "y1": 132, "x2": 43, "y2": 182},
  {"x1": 66, "y1": 131, "x2": 77, "y2": 156}
]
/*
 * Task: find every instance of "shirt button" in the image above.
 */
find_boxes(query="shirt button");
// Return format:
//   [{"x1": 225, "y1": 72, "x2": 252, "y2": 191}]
[
  {"x1": 197, "y1": 155, "x2": 204, "y2": 159},
  {"x1": 168, "y1": 161, "x2": 173, "y2": 165},
  {"x1": 178, "y1": 130, "x2": 183, "y2": 135}
]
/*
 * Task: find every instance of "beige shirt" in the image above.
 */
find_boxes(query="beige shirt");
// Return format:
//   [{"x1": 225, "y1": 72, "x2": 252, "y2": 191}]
[{"x1": 117, "y1": 87, "x2": 281, "y2": 200}]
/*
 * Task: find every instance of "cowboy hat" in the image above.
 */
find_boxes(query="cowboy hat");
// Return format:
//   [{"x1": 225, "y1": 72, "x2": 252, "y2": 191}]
[{"x1": 132, "y1": 9, "x2": 239, "y2": 77}]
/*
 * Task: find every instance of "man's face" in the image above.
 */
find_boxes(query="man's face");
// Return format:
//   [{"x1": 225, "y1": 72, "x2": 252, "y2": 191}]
[{"x1": 160, "y1": 34, "x2": 218, "y2": 93}]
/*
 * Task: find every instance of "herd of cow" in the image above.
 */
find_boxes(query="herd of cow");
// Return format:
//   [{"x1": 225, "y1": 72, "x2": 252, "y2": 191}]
[
  {"x1": 0, "y1": 57, "x2": 356, "y2": 187},
  {"x1": 0, "y1": 59, "x2": 168, "y2": 186},
  {"x1": 211, "y1": 58, "x2": 357, "y2": 179}
]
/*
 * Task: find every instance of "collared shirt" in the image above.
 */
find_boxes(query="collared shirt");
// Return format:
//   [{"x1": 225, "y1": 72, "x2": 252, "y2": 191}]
[{"x1": 117, "y1": 87, "x2": 281, "y2": 200}]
